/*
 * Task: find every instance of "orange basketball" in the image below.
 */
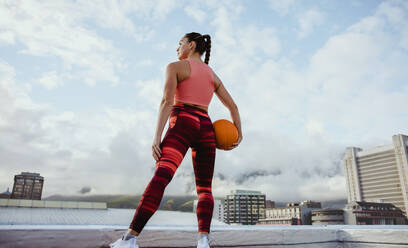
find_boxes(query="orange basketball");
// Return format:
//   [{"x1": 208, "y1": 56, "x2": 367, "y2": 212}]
[{"x1": 213, "y1": 119, "x2": 238, "y2": 150}]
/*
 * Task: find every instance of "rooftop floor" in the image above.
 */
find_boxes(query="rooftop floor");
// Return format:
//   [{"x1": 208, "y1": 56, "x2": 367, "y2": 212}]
[{"x1": 1, "y1": 225, "x2": 407, "y2": 248}]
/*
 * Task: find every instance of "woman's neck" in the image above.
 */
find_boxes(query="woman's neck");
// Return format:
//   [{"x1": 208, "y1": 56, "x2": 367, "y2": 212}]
[{"x1": 187, "y1": 54, "x2": 202, "y2": 63}]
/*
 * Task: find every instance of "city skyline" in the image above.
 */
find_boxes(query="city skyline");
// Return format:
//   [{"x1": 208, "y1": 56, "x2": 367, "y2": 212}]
[{"x1": 1, "y1": 0, "x2": 408, "y2": 201}]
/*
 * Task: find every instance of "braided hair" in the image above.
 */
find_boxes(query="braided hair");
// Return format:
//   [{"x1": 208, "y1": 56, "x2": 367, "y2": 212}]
[{"x1": 184, "y1": 32, "x2": 212, "y2": 64}]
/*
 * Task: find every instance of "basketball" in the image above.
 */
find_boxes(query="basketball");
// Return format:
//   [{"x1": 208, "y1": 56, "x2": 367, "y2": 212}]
[{"x1": 213, "y1": 119, "x2": 238, "y2": 150}]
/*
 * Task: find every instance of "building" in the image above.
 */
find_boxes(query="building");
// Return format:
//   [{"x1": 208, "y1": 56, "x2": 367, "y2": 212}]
[
  {"x1": 311, "y1": 208, "x2": 344, "y2": 225},
  {"x1": 224, "y1": 189, "x2": 266, "y2": 225},
  {"x1": 0, "y1": 187, "x2": 11, "y2": 199},
  {"x1": 258, "y1": 200, "x2": 322, "y2": 225},
  {"x1": 11, "y1": 172, "x2": 44, "y2": 200},
  {"x1": 343, "y1": 201, "x2": 407, "y2": 225},
  {"x1": 343, "y1": 134, "x2": 408, "y2": 216},
  {"x1": 193, "y1": 199, "x2": 224, "y2": 223}
]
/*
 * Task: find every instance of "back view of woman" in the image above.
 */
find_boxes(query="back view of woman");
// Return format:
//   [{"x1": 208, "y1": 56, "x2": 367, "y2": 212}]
[{"x1": 110, "y1": 32, "x2": 242, "y2": 248}]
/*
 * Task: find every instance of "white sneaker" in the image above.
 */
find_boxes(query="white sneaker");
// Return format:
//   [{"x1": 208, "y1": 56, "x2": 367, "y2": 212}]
[
  {"x1": 110, "y1": 233, "x2": 139, "y2": 248},
  {"x1": 197, "y1": 234, "x2": 210, "y2": 248}
]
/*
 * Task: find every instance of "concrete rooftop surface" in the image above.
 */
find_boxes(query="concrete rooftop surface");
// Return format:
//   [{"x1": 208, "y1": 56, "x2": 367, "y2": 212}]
[{"x1": 1, "y1": 225, "x2": 408, "y2": 248}]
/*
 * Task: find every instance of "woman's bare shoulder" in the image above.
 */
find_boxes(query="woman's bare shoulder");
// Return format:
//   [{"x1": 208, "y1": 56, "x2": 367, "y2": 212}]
[{"x1": 168, "y1": 59, "x2": 189, "y2": 68}]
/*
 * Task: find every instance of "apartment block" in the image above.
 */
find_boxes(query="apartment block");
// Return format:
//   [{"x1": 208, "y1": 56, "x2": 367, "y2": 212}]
[
  {"x1": 11, "y1": 172, "x2": 44, "y2": 200},
  {"x1": 344, "y1": 134, "x2": 408, "y2": 215},
  {"x1": 224, "y1": 189, "x2": 266, "y2": 225}
]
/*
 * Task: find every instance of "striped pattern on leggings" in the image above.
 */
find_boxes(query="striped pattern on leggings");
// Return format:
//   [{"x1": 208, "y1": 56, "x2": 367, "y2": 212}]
[{"x1": 129, "y1": 104, "x2": 216, "y2": 234}]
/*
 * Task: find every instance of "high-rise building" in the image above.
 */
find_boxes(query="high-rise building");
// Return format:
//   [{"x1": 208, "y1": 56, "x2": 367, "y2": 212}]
[
  {"x1": 224, "y1": 189, "x2": 265, "y2": 225},
  {"x1": 11, "y1": 172, "x2": 44, "y2": 200},
  {"x1": 343, "y1": 134, "x2": 408, "y2": 215}
]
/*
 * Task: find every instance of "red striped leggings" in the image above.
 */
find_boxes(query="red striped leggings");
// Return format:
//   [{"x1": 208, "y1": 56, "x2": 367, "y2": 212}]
[{"x1": 129, "y1": 104, "x2": 216, "y2": 234}]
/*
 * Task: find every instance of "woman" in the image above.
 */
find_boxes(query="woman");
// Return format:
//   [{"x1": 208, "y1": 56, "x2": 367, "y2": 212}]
[{"x1": 110, "y1": 32, "x2": 242, "y2": 248}]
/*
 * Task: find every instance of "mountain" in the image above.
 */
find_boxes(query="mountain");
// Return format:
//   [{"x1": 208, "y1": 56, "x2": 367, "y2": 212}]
[
  {"x1": 43, "y1": 194, "x2": 225, "y2": 212},
  {"x1": 43, "y1": 194, "x2": 347, "y2": 211}
]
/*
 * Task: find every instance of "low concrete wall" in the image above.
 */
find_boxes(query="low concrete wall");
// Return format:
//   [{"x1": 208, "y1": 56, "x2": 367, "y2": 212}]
[
  {"x1": 0, "y1": 199, "x2": 107, "y2": 209},
  {"x1": 0, "y1": 225, "x2": 407, "y2": 248}
]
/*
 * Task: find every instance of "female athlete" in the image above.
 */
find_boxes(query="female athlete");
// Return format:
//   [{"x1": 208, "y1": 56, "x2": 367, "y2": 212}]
[{"x1": 110, "y1": 32, "x2": 242, "y2": 248}]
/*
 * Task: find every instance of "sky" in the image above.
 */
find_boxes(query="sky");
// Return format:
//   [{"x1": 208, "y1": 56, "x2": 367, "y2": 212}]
[{"x1": 1, "y1": 0, "x2": 408, "y2": 202}]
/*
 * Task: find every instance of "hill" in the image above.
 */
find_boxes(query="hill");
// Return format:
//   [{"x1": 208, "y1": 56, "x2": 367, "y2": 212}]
[
  {"x1": 44, "y1": 194, "x2": 347, "y2": 211},
  {"x1": 44, "y1": 194, "x2": 226, "y2": 212}
]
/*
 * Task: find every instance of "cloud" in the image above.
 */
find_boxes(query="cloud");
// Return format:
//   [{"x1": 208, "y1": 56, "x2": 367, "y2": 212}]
[
  {"x1": 78, "y1": 186, "x2": 92, "y2": 194},
  {"x1": 0, "y1": 1, "x2": 122, "y2": 87},
  {"x1": 192, "y1": 2, "x2": 344, "y2": 201},
  {"x1": 36, "y1": 71, "x2": 66, "y2": 90},
  {"x1": 0, "y1": 0, "x2": 181, "y2": 88},
  {"x1": 1, "y1": 0, "x2": 408, "y2": 203},
  {"x1": 0, "y1": 57, "x2": 161, "y2": 196},
  {"x1": 297, "y1": 8, "x2": 325, "y2": 39},
  {"x1": 303, "y1": 0, "x2": 408, "y2": 144},
  {"x1": 135, "y1": 78, "x2": 164, "y2": 107},
  {"x1": 200, "y1": 0, "x2": 408, "y2": 202},
  {"x1": 184, "y1": 5, "x2": 207, "y2": 23},
  {"x1": 235, "y1": 169, "x2": 282, "y2": 185},
  {"x1": 268, "y1": 0, "x2": 297, "y2": 16}
]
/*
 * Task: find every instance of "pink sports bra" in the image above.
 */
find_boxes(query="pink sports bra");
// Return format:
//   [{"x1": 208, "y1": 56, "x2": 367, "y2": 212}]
[{"x1": 174, "y1": 58, "x2": 215, "y2": 107}]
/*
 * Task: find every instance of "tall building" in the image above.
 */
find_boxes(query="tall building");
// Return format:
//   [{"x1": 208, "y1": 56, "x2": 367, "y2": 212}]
[
  {"x1": 193, "y1": 199, "x2": 224, "y2": 223},
  {"x1": 343, "y1": 134, "x2": 408, "y2": 215},
  {"x1": 224, "y1": 189, "x2": 266, "y2": 225},
  {"x1": 11, "y1": 172, "x2": 44, "y2": 200}
]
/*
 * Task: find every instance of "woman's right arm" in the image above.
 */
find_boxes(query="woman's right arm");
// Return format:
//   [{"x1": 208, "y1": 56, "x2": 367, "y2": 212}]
[{"x1": 213, "y1": 72, "x2": 243, "y2": 149}]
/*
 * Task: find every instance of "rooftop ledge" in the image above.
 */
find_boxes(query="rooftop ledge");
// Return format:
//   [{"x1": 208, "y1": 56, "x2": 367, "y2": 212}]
[{"x1": 0, "y1": 225, "x2": 407, "y2": 248}]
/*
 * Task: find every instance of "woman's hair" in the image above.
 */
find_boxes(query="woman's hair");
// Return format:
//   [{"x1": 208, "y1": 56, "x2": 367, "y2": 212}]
[{"x1": 184, "y1": 32, "x2": 211, "y2": 64}]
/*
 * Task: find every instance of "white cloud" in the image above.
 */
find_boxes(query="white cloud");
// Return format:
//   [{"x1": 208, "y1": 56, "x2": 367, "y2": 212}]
[
  {"x1": 76, "y1": 0, "x2": 179, "y2": 36},
  {"x1": 135, "y1": 78, "x2": 164, "y2": 107},
  {"x1": 37, "y1": 71, "x2": 65, "y2": 90},
  {"x1": 268, "y1": 0, "x2": 296, "y2": 16},
  {"x1": 0, "y1": 30, "x2": 15, "y2": 45},
  {"x1": 0, "y1": 0, "x2": 181, "y2": 87},
  {"x1": 376, "y1": 0, "x2": 408, "y2": 50},
  {"x1": 237, "y1": 26, "x2": 280, "y2": 58},
  {"x1": 0, "y1": 0, "x2": 122, "y2": 86},
  {"x1": 202, "y1": 0, "x2": 408, "y2": 201},
  {"x1": 306, "y1": 119, "x2": 325, "y2": 138},
  {"x1": 199, "y1": 2, "x2": 348, "y2": 201},
  {"x1": 184, "y1": 5, "x2": 207, "y2": 23},
  {"x1": 297, "y1": 8, "x2": 325, "y2": 39},
  {"x1": 1, "y1": 0, "x2": 408, "y2": 203},
  {"x1": 154, "y1": 42, "x2": 168, "y2": 51},
  {"x1": 0, "y1": 58, "x2": 161, "y2": 196},
  {"x1": 303, "y1": 0, "x2": 408, "y2": 144},
  {"x1": 136, "y1": 59, "x2": 154, "y2": 67}
]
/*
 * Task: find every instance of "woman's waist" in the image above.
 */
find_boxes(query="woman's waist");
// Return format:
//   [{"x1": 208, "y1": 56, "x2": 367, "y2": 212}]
[
  {"x1": 172, "y1": 102, "x2": 209, "y2": 118},
  {"x1": 174, "y1": 90, "x2": 213, "y2": 108}
]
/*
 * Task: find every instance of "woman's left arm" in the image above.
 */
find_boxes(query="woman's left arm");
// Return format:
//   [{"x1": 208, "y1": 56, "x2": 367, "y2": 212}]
[{"x1": 152, "y1": 62, "x2": 178, "y2": 161}]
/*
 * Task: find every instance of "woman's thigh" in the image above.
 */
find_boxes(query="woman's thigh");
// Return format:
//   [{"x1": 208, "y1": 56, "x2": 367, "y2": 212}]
[{"x1": 191, "y1": 117, "x2": 216, "y2": 191}]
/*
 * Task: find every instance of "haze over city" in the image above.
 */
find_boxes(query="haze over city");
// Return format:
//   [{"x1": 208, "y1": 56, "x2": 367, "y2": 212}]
[{"x1": 1, "y1": 0, "x2": 407, "y2": 202}]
